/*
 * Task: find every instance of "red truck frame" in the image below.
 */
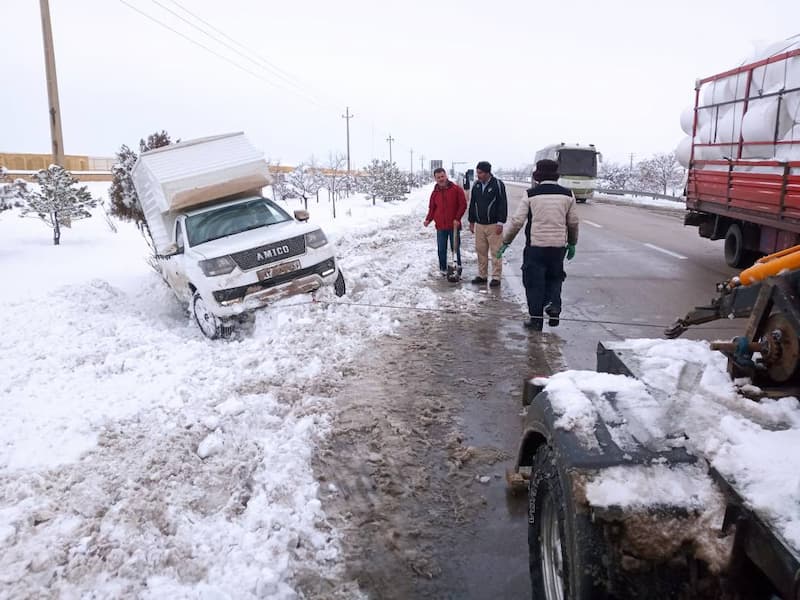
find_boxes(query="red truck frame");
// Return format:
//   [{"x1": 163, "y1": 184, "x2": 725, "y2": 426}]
[{"x1": 686, "y1": 48, "x2": 800, "y2": 267}]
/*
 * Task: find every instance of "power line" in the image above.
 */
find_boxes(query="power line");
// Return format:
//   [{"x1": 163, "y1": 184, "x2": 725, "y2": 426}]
[
  {"x1": 150, "y1": 0, "x2": 335, "y2": 111},
  {"x1": 118, "y1": 0, "x2": 423, "y2": 168},
  {"x1": 118, "y1": 0, "x2": 328, "y2": 108}
]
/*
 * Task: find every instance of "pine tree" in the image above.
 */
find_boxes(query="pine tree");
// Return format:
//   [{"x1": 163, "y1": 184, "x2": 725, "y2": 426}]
[
  {"x1": 19, "y1": 165, "x2": 97, "y2": 245},
  {"x1": 0, "y1": 167, "x2": 18, "y2": 212},
  {"x1": 108, "y1": 130, "x2": 176, "y2": 249}
]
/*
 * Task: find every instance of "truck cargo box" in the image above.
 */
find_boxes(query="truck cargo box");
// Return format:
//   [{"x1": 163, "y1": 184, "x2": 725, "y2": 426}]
[{"x1": 131, "y1": 132, "x2": 272, "y2": 254}]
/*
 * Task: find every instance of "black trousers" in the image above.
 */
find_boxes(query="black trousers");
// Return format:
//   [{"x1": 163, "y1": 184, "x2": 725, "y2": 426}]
[{"x1": 521, "y1": 246, "x2": 566, "y2": 318}]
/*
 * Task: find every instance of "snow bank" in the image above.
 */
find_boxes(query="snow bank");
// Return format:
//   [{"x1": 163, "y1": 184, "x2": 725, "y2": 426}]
[
  {"x1": 539, "y1": 338, "x2": 800, "y2": 551},
  {"x1": 0, "y1": 182, "x2": 466, "y2": 597}
]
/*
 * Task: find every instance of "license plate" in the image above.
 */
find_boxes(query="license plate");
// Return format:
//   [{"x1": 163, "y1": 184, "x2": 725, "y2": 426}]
[{"x1": 257, "y1": 260, "x2": 301, "y2": 281}]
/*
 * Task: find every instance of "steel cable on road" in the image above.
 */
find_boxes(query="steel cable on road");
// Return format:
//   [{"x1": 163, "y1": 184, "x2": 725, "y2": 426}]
[{"x1": 249, "y1": 297, "x2": 741, "y2": 332}]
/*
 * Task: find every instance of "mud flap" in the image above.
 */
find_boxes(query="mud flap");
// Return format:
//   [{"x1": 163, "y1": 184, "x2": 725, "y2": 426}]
[{"x1": 334, "y1": 269, "x2": 346, "y2": 297}]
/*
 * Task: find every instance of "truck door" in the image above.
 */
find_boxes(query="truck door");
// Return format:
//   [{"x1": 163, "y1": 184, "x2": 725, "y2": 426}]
[{"x1": 163, "y1": 218, "x2": 191, "y2": 303}]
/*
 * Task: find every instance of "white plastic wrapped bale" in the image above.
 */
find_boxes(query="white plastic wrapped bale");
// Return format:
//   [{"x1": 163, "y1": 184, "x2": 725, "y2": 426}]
[
  {"x1": 775, "y1": 124, "x2": 800, "y2": 163},
  {"x1": 676, "y1": 136, "x2": 693, "y2": 168},
  {"x1": 751, "y1": 38, "x2": 800, "y2": 95},
  {"x1": 741, "y1": 96, "x2": 794, "y2": 158}
]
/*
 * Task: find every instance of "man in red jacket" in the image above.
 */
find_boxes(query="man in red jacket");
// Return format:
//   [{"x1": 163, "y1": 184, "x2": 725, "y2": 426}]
[{"x1": 424, "y1": 167, "x2": 467, "y2": 275}]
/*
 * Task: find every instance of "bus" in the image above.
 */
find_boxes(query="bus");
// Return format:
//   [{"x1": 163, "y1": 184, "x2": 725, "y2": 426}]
[{"x1": 534, "y1": 143, "x2": 602, "y2": 203}]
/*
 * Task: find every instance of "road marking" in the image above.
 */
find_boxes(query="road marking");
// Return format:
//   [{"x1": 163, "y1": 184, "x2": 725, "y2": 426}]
[
  {"x1": 644, "y1": 243, "x2": 687, "y2": 260},
  {"x1": 582, "y1": 219, "x2": 603, "y2": 228}
]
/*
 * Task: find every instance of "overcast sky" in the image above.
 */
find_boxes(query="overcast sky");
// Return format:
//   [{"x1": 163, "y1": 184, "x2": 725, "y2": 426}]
[{"x1": 2, "y1": 1, "x2": 798, "y2": 170}]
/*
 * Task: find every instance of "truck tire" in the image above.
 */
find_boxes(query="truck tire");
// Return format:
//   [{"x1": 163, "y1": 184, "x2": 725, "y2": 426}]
[
  {"x1": 334, "y1": 269, "x2": 346, "y2": 297},
  {"x1": 724, "y1": 223, "x2": 759, "y2": 268},
  {"x1": 529, "y1": 444, "x2": 607, "y2": 600},
  {"x1": 192, "y1": 291, "x2": 234, "y2": 339}
]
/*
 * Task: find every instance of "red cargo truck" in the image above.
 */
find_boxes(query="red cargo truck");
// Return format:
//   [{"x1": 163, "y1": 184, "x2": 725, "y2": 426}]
[{"x1": 684, "y1": 45, "x2": 800, "y2": 267}]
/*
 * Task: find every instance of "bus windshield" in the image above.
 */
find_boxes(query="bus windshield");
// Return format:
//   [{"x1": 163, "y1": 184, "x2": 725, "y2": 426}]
[{"x1": 558, "y1": 149, "x2": 598, "y2": 177}]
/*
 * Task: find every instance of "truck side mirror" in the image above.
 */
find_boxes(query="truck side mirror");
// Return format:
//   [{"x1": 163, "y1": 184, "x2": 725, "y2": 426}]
[
  {"x1": 597, "y1": 153, "x2": 604, "y2": 163},
  {"x1": 163, "y1": 243, "x2": 182, "y2": 256},
  {"x1": 294, "y1": 209, "x2": 310, "y2": 222}
]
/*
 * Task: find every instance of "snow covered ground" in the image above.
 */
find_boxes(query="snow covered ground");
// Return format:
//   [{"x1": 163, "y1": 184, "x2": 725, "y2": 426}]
[
  {"x1": 535, "y1": 338, "x2": 800, "y2": 554},
  {"x1": 0, "y1": 183, "x2": 480, "y2": 598},
  {"x1": 593, "y1": 192, "x2": 685, "y2": 211}
]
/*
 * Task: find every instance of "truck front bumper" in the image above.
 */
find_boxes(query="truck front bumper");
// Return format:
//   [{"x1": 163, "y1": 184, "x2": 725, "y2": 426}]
[{"x1": 210, "y1": 257, "x2": 338, "y2": 317}]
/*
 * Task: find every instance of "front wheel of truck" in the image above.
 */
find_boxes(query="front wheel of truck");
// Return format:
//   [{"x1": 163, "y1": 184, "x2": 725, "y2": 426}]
[
  {"x1": 334, "y1": 269, "x2": 346, "y2": 297},
  {"x1": 192, "y1": 292, "x2": 234, "y2": 339},
  {"x1": 529, "y1": 444, "x2": 607, "y2": 600}
]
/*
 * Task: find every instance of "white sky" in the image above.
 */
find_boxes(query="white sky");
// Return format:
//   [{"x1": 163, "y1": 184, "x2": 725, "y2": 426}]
[{"x1": 2, "y1": 0, "x2": 798, "y2": 169}]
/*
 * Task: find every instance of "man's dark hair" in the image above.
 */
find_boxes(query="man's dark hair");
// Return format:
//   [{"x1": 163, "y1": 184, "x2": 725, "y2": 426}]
[
  {"x1": 476, "y1": 161, "x2": 491, "y2": 173},
  {"x1": 433, "y1": 167, "x2": 447, "y2": 175}
]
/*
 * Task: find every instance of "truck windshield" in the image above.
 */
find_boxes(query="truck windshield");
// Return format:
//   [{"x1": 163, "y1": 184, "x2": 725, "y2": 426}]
[
  {"x1": 185, "y1": 198, "x2": 291, "y2": 246},
  {"x1": 558, "y1": 150, "x2": 598, "y2": 178}
]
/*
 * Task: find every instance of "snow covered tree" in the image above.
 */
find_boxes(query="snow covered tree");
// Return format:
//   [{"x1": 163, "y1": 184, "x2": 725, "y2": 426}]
[
  {"x1": 19, "y1": 165, "x2": 97, "y2": 245},
  {"x1": 0, "y1": 167, "x2": 19, "y2": 212},
  {"x1": 361, "y1": 160, "x2": 407, "y2": 203},
  {"x1": 598, "y1": 161, "x2": 632, "y2": 190},
  {"x1": 638, "y1": 152, "x2": 685, "y2": 195},
  {"x1": 108, "y1": 130, "x2": 176, "y2": 249},
  {"x1": 268, "y1": 160, "x2": 295, "y2": 201},
  {"x1": 361, "y1": 159, "x2": 383, "y2": 205},
  {"x1": 288, "y1": 163, "x2": 316, "y2": 209}
]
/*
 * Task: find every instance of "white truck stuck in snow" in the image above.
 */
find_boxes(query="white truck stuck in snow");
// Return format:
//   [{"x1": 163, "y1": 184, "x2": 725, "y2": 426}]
[{"x1": 131, "y1": 132, "x2": 344, "y2": 338}]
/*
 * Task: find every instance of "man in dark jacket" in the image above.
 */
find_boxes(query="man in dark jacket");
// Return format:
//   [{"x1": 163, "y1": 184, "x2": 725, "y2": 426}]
[
  {"x1": 468, "y1": 161, "x2": 507, "y2": 287},
  {"x1": 424, "y1": 167, "x2": 467, "y2": 275}
]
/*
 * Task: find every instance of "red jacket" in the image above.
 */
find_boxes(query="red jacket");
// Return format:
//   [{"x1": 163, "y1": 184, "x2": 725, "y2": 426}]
[{"x1": 426, "y1": 182, "x2": 467, "y2": 231}]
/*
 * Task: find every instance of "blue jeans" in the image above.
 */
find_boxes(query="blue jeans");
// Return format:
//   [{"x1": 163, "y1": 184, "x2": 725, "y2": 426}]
[
  {"x1": 521, "y1": 246, "x2": 566, "y2": 318},
  {"x1": 436, "y1": 229, "x2": 461, "y2": 272}
]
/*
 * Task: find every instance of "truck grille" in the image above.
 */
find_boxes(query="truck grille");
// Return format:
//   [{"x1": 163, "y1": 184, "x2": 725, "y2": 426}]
[
  {"x1": 230, "y1": 235, "x2": 306, "y2": 270},
  {"x1": 213, "y1": 258, "x2": 336, "y2": 304}
]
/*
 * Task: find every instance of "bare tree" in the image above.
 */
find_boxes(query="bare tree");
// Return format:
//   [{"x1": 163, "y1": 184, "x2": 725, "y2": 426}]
[
  {"x1": 638, "y1": 152, "x2": 684, "y2": 195},
  {"x1": 288, "y1": 163, "x2": 316, "y2": 209},
  {"x1": 326, "y1": 153, "x2": 347, "y2": 217},
  {"x1": 267, "y1": 159, "x2": 293, "y2": 201},
  {"x1": 598, "y1": 161, "x2": 632, "y2": 190}
]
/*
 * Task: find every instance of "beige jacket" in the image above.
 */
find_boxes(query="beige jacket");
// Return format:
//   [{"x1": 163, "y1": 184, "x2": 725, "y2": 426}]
[{"x1": 504, "y1": 182, "x2": 579, "y2": 248}]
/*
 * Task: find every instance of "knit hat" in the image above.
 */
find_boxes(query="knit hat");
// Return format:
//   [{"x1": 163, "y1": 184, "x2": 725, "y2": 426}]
[
  {"x1": 476, "y1": 161, "x2": 491, "y2": 173},
  {"x1": 532, "y1": 159, "x2": 559, "y2": 182}
]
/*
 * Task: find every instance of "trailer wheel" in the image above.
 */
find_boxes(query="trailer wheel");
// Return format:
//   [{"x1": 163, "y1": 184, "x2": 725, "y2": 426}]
[
  {"x1": 575, "y1": 198, "x2": 587, "y2": 204},
  {"x1": 192, "y1": 292, "x2": 234, "y2": 339},
  {"x1": 724, "y1": 223, "x2": 759, "y2": 268},
  {"x1": 529, "y1": 444, "x2": 607, "y2": 600}
]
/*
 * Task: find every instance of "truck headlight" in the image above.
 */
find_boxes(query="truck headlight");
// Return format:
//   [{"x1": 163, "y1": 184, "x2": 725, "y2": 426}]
[
  {"x1": 199, "y1": 255, "x2": 236, "y2": 276},
  {"x1": 305, "y1": 228, "x2": 328, "y2": 249}
]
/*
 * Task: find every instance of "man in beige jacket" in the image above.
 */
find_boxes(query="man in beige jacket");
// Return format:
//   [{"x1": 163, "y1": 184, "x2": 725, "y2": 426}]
[{"x1": 498, "y1": 159, "x2": 579, "y2": 331}]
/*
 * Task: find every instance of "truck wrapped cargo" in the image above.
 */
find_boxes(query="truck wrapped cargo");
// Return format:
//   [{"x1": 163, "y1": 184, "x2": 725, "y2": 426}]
[
  {"x1": 132, "y1": 132, "x2": 272, "y2": 255},
  {"x1": 678, "y1": 36, "x2": 800, "y2": 267}
]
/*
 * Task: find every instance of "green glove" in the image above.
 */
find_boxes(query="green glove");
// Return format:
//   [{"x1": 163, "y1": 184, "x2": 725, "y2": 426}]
[
  {"x1": 496, "y1": 243, "x2": 509, "y2": 259},
  {"x1": 566, "y1": 243, "x2": 576, "y2": 261}
]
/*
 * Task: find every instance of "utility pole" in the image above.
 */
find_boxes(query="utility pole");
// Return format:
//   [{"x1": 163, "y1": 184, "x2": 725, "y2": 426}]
[
  {"x1": 39, "y1": 0, "x2": 65, "y2": 166},
  {"x1": 420, "y1": 155, "x2": 425, "y2": 173},
  {"x1": 341, "y1": 106, "x2": 353, "y2": 174},
  {"x1": 629, "y1": 153, "x2": 635, "y2": 172},
  {"x1": 410, "y1": 149, "x2": 414, "y2": 175},
  {"x1": 386, "y1": 135, "x2": 395, "y2": 163}
]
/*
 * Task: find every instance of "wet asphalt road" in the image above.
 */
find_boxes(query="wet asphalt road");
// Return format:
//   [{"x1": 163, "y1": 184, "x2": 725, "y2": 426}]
[
  {"x1": 318, "y1": 190, "x2": 747, "y2": 599},
  {"x1": 428, "y1": 188, "x2": 744, "y2": 599},
  {"x1": 500, "y1": 184, "x2": 741, "y2": 369}
]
